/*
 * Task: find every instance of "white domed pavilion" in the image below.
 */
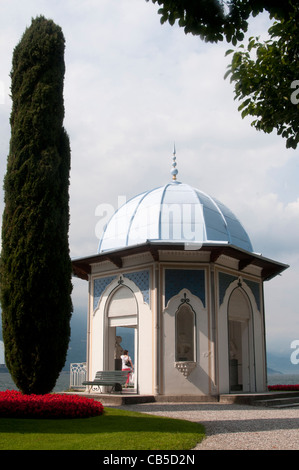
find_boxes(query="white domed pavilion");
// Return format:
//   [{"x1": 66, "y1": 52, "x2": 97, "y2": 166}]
[
  {"x1": 98, "y1": 181, "x2": 253, "y2": 254},
  {"x1": 73, "y1": 151, "x2": 288, "y2": 399}
]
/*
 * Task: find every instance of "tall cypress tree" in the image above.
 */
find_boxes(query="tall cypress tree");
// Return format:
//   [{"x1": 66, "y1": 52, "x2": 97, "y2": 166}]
[{"x1": 0, "y1": 16, "x2": 72, "y2": 394}]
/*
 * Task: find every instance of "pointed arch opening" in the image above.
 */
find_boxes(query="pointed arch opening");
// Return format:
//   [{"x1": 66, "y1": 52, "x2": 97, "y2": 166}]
[
  {"x1": 228, "y1": 287, "x2": 255, "y2": 393},
  {"x1": 106, "y1": 285, "x2": 138, "y2": 390}
]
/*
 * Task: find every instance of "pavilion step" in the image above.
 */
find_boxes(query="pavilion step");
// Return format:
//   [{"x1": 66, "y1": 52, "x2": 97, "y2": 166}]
[
  {"x1": 254, "y1": 395, "x2": 299, "y2": 409},
  {"x1": 219, "y1": 391, "x2": 299, "y2": 407}
]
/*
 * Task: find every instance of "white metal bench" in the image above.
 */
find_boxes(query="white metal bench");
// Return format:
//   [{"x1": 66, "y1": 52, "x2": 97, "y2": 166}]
[{"x1": 82, "y1": 370, "x2": 129, "y2": 393}]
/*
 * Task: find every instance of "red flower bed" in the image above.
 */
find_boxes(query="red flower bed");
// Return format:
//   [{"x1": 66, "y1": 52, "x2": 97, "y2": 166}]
[
  {"x1": 268, "y1": 384, "x2": 299, "y2": 391},
  {"x1": 0, "y1": 390, "x2": 104, "y2": 419}
]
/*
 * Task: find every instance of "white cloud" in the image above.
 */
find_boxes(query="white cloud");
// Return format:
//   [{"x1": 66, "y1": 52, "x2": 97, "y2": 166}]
[{"x1": 264, "y1": 255, "x2": 299, "y2": 352}]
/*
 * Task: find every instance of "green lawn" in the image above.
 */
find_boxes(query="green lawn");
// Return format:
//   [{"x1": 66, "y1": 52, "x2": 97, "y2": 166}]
[{"x1": 0, "y1": 407, "x2": 205, "y2": 450}]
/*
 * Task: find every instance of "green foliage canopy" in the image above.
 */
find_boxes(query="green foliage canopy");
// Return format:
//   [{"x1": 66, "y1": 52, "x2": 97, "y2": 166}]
[
  {"x1": 225, "y1": 5, "x2": 299, "y2": 148},
  {"x1": 147, "y1": 1, "x2": 299, "y2": 148},
  {"x1": 146, "y1": 0, "x2": 296, "y2": 43},
  {"x1": 0, "y1": 16, "x2": 73, "y2": 394}
]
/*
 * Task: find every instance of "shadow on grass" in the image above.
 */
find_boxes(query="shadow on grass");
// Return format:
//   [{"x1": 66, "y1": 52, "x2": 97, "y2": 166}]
[
  {"x1": 0, "y1": 408, "x2": 205, "y2": 450},
  {"x1": 0, "y1": 408, "x2": 204, "y2": 435}
]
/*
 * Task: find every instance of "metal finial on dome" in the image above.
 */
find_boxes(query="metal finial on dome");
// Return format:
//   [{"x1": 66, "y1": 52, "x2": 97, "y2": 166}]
[{"x1": 171, "y1": 144, "x2": 178, "y2": 181}]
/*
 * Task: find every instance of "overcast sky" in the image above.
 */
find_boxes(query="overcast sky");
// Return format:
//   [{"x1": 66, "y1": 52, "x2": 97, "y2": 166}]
[{"x1": 0, "y1": 0, "x2": 298, "y2": 361}]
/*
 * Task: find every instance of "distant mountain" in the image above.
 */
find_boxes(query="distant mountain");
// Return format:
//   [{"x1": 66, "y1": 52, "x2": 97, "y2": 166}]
[
  {"x1": 64, "y1": 315, "x2": 135, "y2": 369},
  {"x1": 0, "y1": 310, "x2": 136, "y2": 371},
  {"x1": 64, "y1": 312, "x2": 87, "y2": 370},
  {"x1": 116, "y1": 327, "x2": 135, "y2": 363},
  {"x1": 267, "y1": 367, "x2": 283, "y2": 375},
  {"x1": 0, "y1": 364, "x2": 8, "y2": 373},
  {"x1": 0, "y1": 310, "x2": 88, "y2": 371}
]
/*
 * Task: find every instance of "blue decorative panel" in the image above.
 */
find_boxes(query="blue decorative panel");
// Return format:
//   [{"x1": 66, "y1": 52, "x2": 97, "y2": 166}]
[
  {"x1": 218, "y1": 273, "x2": 237, "y2": 305},
  {"x1": 245, "y1": 280, "x2": 261, "y2": 311},
  {"x1": 125, "y1": 270, "x2": 150, "y2": 305},
  {"x1": 218, "y1": 273, "x2": 261, "y2": 311},
  {"x1": 165, "y1": 269, "x2": 205, "y2": 307},
  {"x1": 93, "y1": 276, "x2": 116, "y2": 310}
]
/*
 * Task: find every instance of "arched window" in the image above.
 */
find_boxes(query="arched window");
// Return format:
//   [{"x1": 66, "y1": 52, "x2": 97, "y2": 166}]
[
  {"x1": 107, "y1": 285, "x2": 137, "y2": 327},
  {"x1": 175, "y1": 304, "x2": 195, "y2": 362}
]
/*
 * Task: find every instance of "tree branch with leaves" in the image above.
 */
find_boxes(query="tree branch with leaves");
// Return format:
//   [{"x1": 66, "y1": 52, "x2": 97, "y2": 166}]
[
  {"x1": 146, "y1": 0, "x2": 296, "y2": 44},
  {"x1": 225, "y1": 7, "x2": 299, "y2": 148},
  {"x1": 147, "y1": 0, "x2": 299, "y2": 148}
]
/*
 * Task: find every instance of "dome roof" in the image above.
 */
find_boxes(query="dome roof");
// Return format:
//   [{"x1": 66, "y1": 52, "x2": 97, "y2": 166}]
[{"x1": 98, "y1": 181, "x2": 253, "y2": 254}]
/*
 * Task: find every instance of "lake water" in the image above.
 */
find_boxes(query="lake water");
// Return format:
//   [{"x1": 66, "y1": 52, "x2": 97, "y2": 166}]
[
  {"x1": 267, "y1": 373, "x2": 299, "y2": 386},
  {"x1": 0, "y1": 371, "x2": 298, "y2": 393}
]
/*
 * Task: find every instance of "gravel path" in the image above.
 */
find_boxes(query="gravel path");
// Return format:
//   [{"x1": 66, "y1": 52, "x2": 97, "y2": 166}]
[{"x1": 118, "y1": 402, "x2": 299, "y2": 450}]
